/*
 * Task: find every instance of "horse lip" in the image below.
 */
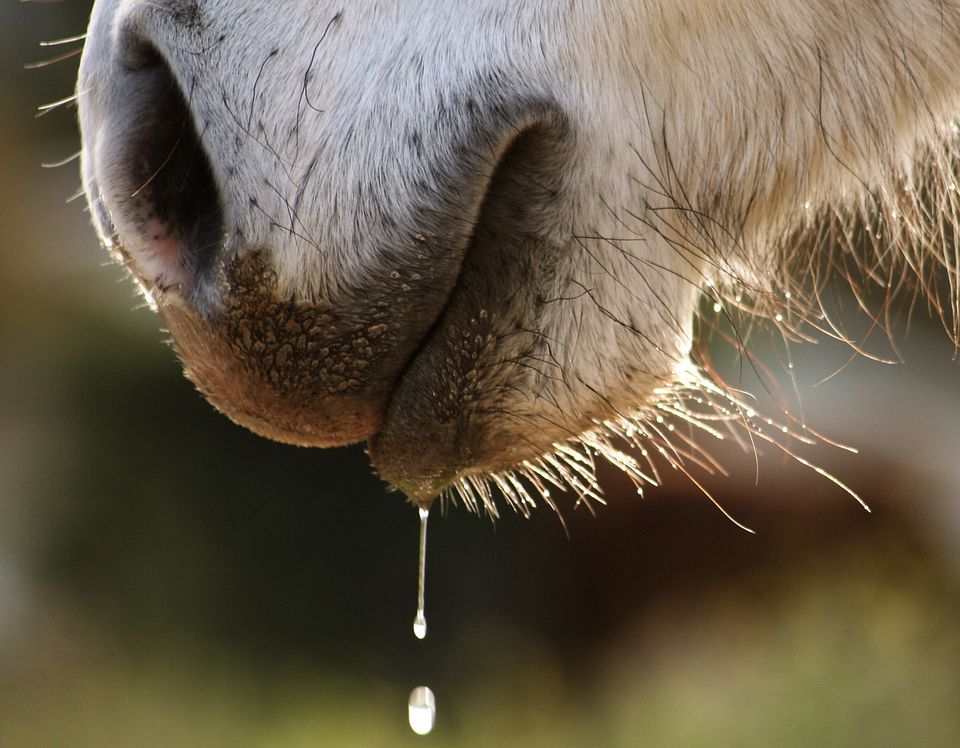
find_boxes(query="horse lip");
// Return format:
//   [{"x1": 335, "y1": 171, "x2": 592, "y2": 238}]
[
  {"x1": 165, "y1": 300, "x2": 384, "y2": 447},
  {"x1": 157, "y1": 249, "x2": 396, "y2": 447},
  {"x1": 156, "y1": 233, "x2": 482, "y2": 448},
  {"x1": 367, "y1": 120, "x2": 575, "y2": 500},
  {"x1": 155, "y1": 117, "x2": 554, "y2": 451}
]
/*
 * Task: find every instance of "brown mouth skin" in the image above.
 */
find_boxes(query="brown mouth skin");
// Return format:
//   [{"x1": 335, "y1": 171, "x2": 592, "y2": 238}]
[
  {"x1": 162, "y1": 239, "x2": 564, "y2": 499},
  {"x1": 161, "y1": 250, "x2": 405, "y2": 447},
  {"x1": 161, "y1": 239, "x2": 560, "y2": 497},
  {"x1": 151, "y1": 118, "x2": 574, "y2": 492},
  {"x1": 368, "y1": 124, "x2": 575, "y2": 501}
]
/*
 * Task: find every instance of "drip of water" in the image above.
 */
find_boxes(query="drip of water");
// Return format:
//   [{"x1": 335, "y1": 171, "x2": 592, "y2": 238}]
[
  {"x1": 413, "y1": 611, "x2": 427, "y2": 640},
  {"x1": 408, "y1": 685, "x2": 436, "y2": 735},
  {"x1": 408, "y1": 505, "x2": 435, "y2": 735},
  {"x1": 413, "y1": 505, "x2": 429, "y2": 640}
]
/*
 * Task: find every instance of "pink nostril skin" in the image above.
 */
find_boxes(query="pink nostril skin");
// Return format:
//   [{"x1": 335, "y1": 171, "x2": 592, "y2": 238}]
[{"x1": 142, "y1": 219, "x2": 181, "y2": 266}]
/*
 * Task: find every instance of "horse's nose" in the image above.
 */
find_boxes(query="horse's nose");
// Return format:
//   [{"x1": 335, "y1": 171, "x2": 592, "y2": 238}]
[{"x1": 79, "y1": 0, "x2": 573, "y2": 454}]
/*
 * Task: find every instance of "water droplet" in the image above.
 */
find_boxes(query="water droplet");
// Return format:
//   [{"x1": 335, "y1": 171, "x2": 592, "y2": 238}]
[
  {"x1": 413, "y1": 612, "x2": 427, "y2": 641},
  {"x1": 408, "y1": 686, "x2": 436, "y2": 735},
  {"x1": 713, "y1": 302, "x2": 722, "y2": 313},
  {"x1": 413, "y1": 506, "x2": 429, "y2": 640}
]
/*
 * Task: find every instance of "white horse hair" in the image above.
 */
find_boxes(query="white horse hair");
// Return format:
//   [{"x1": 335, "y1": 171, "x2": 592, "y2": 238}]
[{"x1": 78, "y1": 0, "x2": 960, "y2": 518}]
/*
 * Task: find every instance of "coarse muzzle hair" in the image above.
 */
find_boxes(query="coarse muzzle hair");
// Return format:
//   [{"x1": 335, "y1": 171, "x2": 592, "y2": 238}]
[{"x1": 75, "y1": 0, "x2": 960, "y2": 524}]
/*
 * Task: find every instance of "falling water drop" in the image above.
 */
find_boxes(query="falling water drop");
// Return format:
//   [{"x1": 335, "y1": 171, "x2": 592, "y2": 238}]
[
  {"x1": 409, "y1": 506, "x2": 434, "y2": 734},
  {"x1": 413, "y1": 611, "x2": 427, "y2": 640},
  {"x1": 413, "y1": 505, "x2": 429, "y2": 640},
  {"x1": 408, "y1": 686, "x2": 436, "y2": 735}
]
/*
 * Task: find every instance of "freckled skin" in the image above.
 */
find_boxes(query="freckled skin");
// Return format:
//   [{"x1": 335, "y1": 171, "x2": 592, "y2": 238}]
[{"x1": 163, "y1": 250, "x2": 403, "y2": 446}]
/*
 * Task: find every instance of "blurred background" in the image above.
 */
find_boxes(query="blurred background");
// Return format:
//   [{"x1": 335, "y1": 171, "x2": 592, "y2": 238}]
[{"x1": 2, "y1": 2, "x2": 959, "y2": 746}]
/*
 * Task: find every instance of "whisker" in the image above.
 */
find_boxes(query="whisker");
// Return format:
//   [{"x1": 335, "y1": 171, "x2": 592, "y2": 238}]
[
  {"x1": 42, "y1": 150, "x2": 81, "y2": 169},
  {"x1": 25, "y1": 46, "x2": 82, "y2": 69},
  {"x1": 36, "y1": 90, "x2": 84, "y2": 117},
  {"x1": 445, "y1": 356, "x2": 869, "y2": 534},
  {"x1": 39, "y1": 33, "x2": 87, "y2": 47}
]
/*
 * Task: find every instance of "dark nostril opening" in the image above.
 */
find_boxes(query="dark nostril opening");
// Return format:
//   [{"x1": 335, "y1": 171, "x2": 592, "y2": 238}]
[{"x1": 118, "y1": 40, "x2": 224, "y2": 304}]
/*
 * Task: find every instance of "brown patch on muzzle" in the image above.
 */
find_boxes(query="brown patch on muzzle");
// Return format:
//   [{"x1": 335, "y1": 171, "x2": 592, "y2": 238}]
[{"x1": 162, "y1": 250, "x2": 395, "y2": 447}]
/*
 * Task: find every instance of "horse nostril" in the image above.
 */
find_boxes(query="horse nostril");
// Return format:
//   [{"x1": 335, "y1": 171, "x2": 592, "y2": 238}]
[{"x1": 81, "y1": 30, "x2": 224, "y2": 309}]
